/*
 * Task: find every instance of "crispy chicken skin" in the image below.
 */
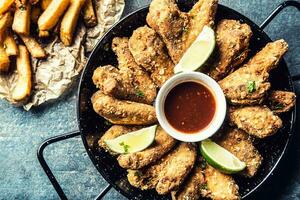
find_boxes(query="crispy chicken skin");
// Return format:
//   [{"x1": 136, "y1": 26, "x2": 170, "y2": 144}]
[
  {"x1": 219, "y1": 40, "x2": 288, "y2": 105},
  {"x1": 91, "y1": 91, "x2": 157, "y2": 125},
  {"x1": 111, "y1": 37, "x2": 157, "y2": 93},
  {"x1": 112, "y1": 37, "x2": 144, "y2": 70},
  {"x1": 98, "y1": 125, "x2": 139, "y2": 155},
  {"x1": 217, "y1": 128, "x2": 263, "y2": 177},
  {"x1": 208, "y1": 20, "x2": 252, "y2": 81},
  {"x1": 127, "y1": 162, "x2": 162, "y2": 190},
  {"x1": 127, "y1": 143, "x2": 196, "y2": 194},
  {"x1": 147, "y1": 0, "x2": 217, "y2": 64},
  {"x1": 129, "y1": 26, "x2": 174, "y2": 87},
  {"x1": 229, "y1": 106, "x2": 282, "y2": 138},
  {"x1": 171, "y1": 161, "x2": 208, "y2": 200},
  {"x1": 268, "y1": 90, "x2": 296, "y2": 113},
  {"x1": 92, "y1": 65, "x2": 156, "y2": 104},
  {"x1": 117, "y1": 126, "x2": 177, "y2": 169},
  {"x1": 155, "y1": 143, "x2": 196, "y2": 194},
  {"x1": 205, "y1": 165, "x2": 240, "y2": 200}
]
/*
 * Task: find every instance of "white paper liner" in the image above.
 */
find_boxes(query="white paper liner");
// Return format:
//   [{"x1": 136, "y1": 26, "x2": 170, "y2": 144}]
[{"x1": 0, "y1": 0, "x2": 125, "y2": 110}]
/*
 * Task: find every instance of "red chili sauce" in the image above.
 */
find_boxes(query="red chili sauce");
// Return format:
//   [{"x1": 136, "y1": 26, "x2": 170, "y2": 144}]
[{"x1": 164, "y1": 81, "x2": 216, "y2": 133}]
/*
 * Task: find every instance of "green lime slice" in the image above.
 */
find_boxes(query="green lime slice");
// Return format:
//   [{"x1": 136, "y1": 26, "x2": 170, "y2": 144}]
[
  {"x1": 174, "y1": 25, "x2": 215, "y2": 73},
  {"x1": 200, "y1": 139, "x2": 246, "y2": 174},
  {"x1": 105, "y1": 125, "x2": 157, "y2": 154}
]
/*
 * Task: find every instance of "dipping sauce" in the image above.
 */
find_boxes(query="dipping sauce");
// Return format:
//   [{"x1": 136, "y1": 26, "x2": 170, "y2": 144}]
[{"x1": 164, "y1": 81, "x2": 216, "y2": 133}]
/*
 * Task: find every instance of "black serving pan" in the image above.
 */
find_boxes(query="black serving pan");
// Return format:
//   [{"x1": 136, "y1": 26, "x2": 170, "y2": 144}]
[{"x1": 38, "y1": 1, "x2": 300, "y2": 199}]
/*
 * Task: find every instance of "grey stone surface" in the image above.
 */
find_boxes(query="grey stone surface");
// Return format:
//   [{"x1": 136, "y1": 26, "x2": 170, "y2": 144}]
[{"x1": 0, "y1": 0, "x2": 299, "y2": 199}]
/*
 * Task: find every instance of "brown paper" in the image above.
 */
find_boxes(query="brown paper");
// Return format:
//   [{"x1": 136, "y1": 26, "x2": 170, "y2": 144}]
[{"x1": 0, "y1": 0, "x2": 125, "y2": 110}]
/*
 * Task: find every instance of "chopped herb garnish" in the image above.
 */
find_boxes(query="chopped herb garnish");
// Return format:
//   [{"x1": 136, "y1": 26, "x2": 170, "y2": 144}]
[
  {"x1": 274, "y1": 103, "x2": 284, "y2": 110},
  {"x1": 119, "y1": 142, "x2": 130, "y2": 153},
  {"x1": 182, "y1": 26, "x2": 189, "y2": 33},
  {"x1": 247, "y1": 81, "x2": 256, "y2": 93},
  {"x1": 134, "y1": 171, "x2": 142, "y2": 177},
  {"x1": 136, "y1": 89, "x2": 144, "y2": 97},
  {"x1": 199, "y1": 183, "x2": 208, "y2": 190},
  {"x1": 19, "y1": 5, "x2": 26, "y2": 11},
  {"x1": 104, "y1": 120, "x2": 112, "y2": 126}
]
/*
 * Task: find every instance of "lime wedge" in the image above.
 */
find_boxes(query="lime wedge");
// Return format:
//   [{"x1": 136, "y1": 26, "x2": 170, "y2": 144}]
[
  {"x1": 200, "y1": 139, "x2": 246, "y2": 174},
  {"x1": 105, "y1": 125, "x2": 157, "y2": 154},
  {"x1": 174, "y1": 26, "x2": 215, "y2": 73}
]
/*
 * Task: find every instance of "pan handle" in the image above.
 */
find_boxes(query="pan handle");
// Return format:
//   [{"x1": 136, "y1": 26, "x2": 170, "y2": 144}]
[
  {"x1": 37, "y1": 131, "x2": 112, "y2": 200},
  {"x1": 259, "y1": 1, "x2": 300, "y2": 29},
  {"x1": 260, "y1": 1, "x2": 300, "y2": 81}
]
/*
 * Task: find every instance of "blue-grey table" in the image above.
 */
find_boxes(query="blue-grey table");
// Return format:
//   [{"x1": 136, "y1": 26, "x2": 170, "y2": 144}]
[{"x1": 0, "y1": 0, "x2": 299, "y2": 199}]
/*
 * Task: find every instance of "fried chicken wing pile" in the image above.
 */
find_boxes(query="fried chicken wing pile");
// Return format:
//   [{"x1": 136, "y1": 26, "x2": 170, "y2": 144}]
[
  {"x1": 128, "y1": 142, "x2": 196, "y2": 194},
  {"x1": 91, "y1": 36, "x2": 158, "y2": 125},
  {"x1": 219, "y1": 39, "x2": 288, "y2": 105},
  {"x1": 91, "y1": 0, "x2": 296, "y2": 199},
  {"x1": 129, "y1": 26, "x2": 175, "y2": 87},
  {"x1": 147, "y1": 0, "x2": 218, "y2": 64},
  {"x1": 208, "y1": 19, "x2": 252, "y2": 80},
  {"x1": 217, "y1": 128, "x2": 263, "y2": 177}
]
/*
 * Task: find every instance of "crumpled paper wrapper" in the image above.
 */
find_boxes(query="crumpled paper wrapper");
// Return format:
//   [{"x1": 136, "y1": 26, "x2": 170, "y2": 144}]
[{"x1": 0, "y1": 0, "x2": 125, "y2": 110}]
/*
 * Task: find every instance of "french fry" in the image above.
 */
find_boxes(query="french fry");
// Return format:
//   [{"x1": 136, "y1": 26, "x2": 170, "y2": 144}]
[
  {"x1": 0, "y1": 12, "x2": 13, "y2": 42},
  {"x1": 40, "y1": 0, "x2": 52, "y2": 10},
  {"x1": 11, "y1": 45, "x2": 32, "y2": 102},
  {"x1": 38, "y1": 30, "x2": 49, "y2": 38},
  {"x1": 31, "y1": 6, "x2": 41, "y2": 24},
  {"x1": 0, "y1": 45, "x2": 10, "y2": 72},
  {"x1": 60, "y1": 0, "x2": 85, "y2": 46},
  {"x1": 0, "y1": 0, "x2": 14, "y2": 15},
  {"x1": 82, "y1": 0, "x2": 97, "y2": 27},
  {"x1": 19, "y1": 34, "x2": 46, "y2": 58},
  {"x1": 38, "y1": 0, "x2": 70, "y2": 31},
  {"x1": 3, "y1": 31, "x2": 18, "y2": 56},
  {"x1": 12, "y1": 1, "x2": 31, "y2": 35},
  {"x1": 53, "y1": 17, "x2": 61, "y2": 34}
]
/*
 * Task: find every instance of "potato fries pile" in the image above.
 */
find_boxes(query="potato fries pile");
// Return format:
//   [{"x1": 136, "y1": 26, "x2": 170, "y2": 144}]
[{"x1": 0, "y1": 0, "x2": 97, "y2": 104}]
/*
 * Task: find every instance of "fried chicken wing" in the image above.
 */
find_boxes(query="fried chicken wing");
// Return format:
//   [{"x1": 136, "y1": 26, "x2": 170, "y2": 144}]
[
  {"x1": 127, "y1": 162, "x2": 162, "y2": 190},
  {"x1": 111, "y1": 37, "x2": 157, "y2": 93},
  {"x1": 171, "y1": 161, "x2": 208, "y2": 200},
  {"x1": 127, "y1": 143, "x2": 196, "y2": 194},
  {"x1": 205, "y1": 164, "x2": 240, "y2": 200},
  {"x1": 219, "y1": 40, "x2": 288, "y2": 105},
  {"x1": 92, "y1": 65, "x2": 156, "y2": 104},
  {"x1": 98, "y1": 125, "x2": 139, "y2": 155},
  {"x1": 217, "y1": 128, "x2": 263, "y2": 177},
  {"x1": 91, "y1": 91, "x2": 157, "y2": 125},
  {"x1": 129, "y1": 26, "x2": 174, "y2": 87},
  {"x1": 156, "y1": 143, "x2": 196, "y2": 194},
  {"x1": 229, "y1": 106, "x2": 282, "y2": 138},
  {"x1": 208, "y1": 20, "x2": 252, "y2": 80},
  {"x1": 117, "y1": 126, "x2": 177, "y2": 169},
  {"x1": 147, "y1": 0, "x2": 217, "y2": 64},
  {"x1": 184, "y1": 0, "x2": 217, "y2": 50},
  {"x1": 268, "y1": 90, "x2": 296, "y2": 113}
]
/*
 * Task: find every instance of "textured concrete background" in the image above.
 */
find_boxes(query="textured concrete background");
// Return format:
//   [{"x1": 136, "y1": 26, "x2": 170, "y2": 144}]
[{"x1": 0, "y1": 0, "x2": 299, "y2": 199}]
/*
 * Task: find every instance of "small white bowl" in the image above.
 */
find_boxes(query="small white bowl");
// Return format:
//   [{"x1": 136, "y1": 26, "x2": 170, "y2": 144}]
[{"x1": 155, "y1": 72, "x2": 226, "y2": 142}]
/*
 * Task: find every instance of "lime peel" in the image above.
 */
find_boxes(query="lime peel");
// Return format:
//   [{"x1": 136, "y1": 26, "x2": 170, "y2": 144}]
[
  {"x1": 200, "y1": 139, "x2": 246, "y2": 174},
  {"x1": 174, "y1": 25, "x2": 215, "y2": 73},
  {"x1": 105, "y1": 125, "x2": 157, "y2": 154}
]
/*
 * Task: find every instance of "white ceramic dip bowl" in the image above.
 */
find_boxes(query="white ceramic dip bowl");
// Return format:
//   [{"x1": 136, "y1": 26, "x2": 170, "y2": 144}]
[{"x1": 155, "y1": 71, "x2": 227, "y2": 142}]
